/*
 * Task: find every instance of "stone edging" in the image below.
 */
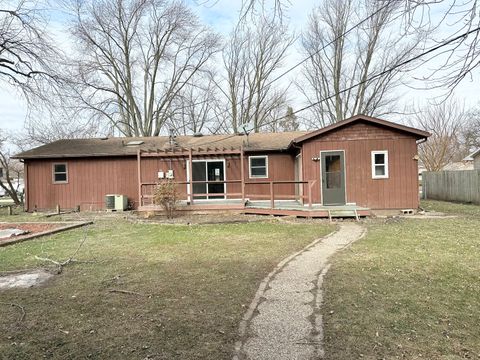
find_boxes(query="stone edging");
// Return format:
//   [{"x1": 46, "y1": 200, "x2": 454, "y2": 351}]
[
  {"x1": 232, "y1": 227, "x2": 339, "y2": 360},
  {"x1": 312, "y1": 227, "x2": 367, "y2": 359},
  {"x1": 0, "y1": 221, "x2": 93, "y2": 247}
]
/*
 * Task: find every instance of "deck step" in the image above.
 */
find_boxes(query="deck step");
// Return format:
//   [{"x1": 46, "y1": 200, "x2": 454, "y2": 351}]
[{"x1": 328, "y1": 209, "x2": 360, "y2": 221}]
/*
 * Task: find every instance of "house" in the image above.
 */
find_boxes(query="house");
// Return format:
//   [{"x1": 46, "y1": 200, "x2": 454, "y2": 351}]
[
  {"x1": 442, "y1": 161, "x2": 474, "y2": 171},
  {"x1": 13, "y1": 115, "x2": 430, "y2": 216},
  {"x1": 464, "y1": 148, "x2": 480, "y2": 170}
]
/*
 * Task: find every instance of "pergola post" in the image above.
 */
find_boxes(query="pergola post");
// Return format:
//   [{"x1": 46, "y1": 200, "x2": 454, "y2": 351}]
[
  {"x1": 188, "y1": 148, "x2": 193, "y2": 205},
  {"x1": 137, "y1": 149, "x2": 142, "y2": 207},
  {"x1": 240, "y1": 145, "x2": 245, "y2": 204},
  {"x1": 270, "y1": 181, "x2": 275, "y2": 209}
]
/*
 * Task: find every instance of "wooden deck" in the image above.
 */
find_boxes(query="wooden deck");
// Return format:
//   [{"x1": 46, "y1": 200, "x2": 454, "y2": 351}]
[
  {"x1": 138, "y1": 199, "x2": 370, "y2": 219},
  {"x1": 244, "y1": 200, "x2": 370, "y2": 218}
]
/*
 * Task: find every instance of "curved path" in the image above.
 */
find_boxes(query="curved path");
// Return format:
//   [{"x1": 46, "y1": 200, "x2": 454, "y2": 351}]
[{"x1": 234, "y1": 223, "x2": 365, "y2": 360}]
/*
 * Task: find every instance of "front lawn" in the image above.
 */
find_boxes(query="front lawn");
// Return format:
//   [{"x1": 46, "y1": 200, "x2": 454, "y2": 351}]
[
  {"x1": 422, "y1": 199, "x2": 480, "y2": 217},
  {"x1": 0, "y1": 218, "x2": 333, "y2": 359},
  {"x1": 323, "y1": 201, "x2": 480, "y2": 359}
]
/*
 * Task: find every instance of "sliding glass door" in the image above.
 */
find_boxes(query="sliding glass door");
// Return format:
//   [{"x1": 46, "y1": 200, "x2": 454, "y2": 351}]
[{"x1": 190, "y1": 160, "x2": 226, "y2": 200}]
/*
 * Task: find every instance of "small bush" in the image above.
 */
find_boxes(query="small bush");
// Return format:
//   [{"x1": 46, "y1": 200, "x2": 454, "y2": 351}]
[{"x1": 153, "y1": 180, "x2": 179, "y2": 219}]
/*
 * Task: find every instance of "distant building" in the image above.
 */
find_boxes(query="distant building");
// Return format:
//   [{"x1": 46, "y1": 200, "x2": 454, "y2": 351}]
[
  {"x1": 442, "y1": 160, "x2": 474, "y2": 171},
  {"x1": 464, "y1": 149, "x2": 480, "y2": 170}
]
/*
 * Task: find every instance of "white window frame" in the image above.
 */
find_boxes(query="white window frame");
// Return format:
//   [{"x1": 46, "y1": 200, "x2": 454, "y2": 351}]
[
  {"x1": 371, "y1": 151, "x2": 389, "y2": 179},
  {"x1": 53, "y1": 163, "x2": 68, "y2": 184},
  {"x1": 249, "y1": 155, "x2": 268, "y2": 179},
  {"x1": 186, "y1": 159, "x2": 227, "y2": 201}
]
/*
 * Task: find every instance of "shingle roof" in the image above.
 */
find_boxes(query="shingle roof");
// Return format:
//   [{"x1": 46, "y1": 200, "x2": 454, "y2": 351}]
[
  {"x1": 463, "y1": 148, "x2": 480, "y2": 161},
  {"x1": 13, "y1": 131, "x2": 308, "y2": 159},
  {"x1": 13, "y1": 115, "x2": 431, "y2": 160},
  {"x1": 293, "y1": 115, "x2": 430, "y2": 143}
]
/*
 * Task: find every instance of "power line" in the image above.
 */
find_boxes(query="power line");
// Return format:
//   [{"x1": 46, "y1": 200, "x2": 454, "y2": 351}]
[
  {"x1": 191, "y1": 17, "x2": 480, "y2": 148},
  {"x1": 253, "y1": 25, "x2": 480, "y2": 132},
  {"x1": 195, "y1": 1, "x2": 393, "y2": 133},
  {"x1": 264, "y1": 2, "x2": 392, "y2": 89}
]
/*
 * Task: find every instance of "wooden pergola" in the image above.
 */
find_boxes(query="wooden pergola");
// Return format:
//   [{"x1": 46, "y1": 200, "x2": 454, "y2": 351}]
[
  {"x1": 136, "y1": 146, "x2": 319, "y2": 211},
  {"x1": 136, "y1": 146, "x2": 246, "y2": 206}
]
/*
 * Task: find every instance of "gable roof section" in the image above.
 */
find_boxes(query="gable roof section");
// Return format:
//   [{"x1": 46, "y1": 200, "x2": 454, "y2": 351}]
[
  {"x1": 292, "y1": 115, "x2": 430, "y2": 144},
  {"x1": 464, "y1": 148, "x2": 480, "y2": 161},
  {"x1": 14, "y1": 131, "x2": 308, "y2": 160},
  {"x1": 14, "y1": 115, "x2": 430, "y2": 160}
]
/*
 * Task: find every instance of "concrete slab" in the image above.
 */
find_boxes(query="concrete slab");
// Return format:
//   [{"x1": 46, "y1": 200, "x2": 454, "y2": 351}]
[{"x1": 0, "y1": 270, "x2": 53, "y2": 290}]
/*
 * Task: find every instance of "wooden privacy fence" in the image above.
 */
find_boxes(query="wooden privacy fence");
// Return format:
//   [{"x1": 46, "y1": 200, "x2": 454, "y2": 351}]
[{"x1": 423, "y1": 170, "x2": 480, "y2": 204}]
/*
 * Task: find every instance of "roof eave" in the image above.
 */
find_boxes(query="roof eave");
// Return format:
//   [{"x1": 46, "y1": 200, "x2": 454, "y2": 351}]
[
  {"x1": 292, "y1": 115, "x2": 431, "y2": 144},
  {"x1": 468, "y1": 148, "x2": 480, "y2": 159},
  {"x1": 13, "y1": 153, "x2": 138, "y2": 160}
]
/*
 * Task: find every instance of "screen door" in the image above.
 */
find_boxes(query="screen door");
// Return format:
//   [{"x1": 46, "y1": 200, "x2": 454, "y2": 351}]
[{"x1": 321, "y1": 151, "x2": 346, "y2": 205}]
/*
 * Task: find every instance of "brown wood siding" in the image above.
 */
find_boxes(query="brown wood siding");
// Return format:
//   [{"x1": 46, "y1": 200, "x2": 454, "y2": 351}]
[
  {"x1": 301, "y1": 122, "x2": 420, "y2": 209},
  {"x1": 140, "y1": 157, "x2": 189, "y2": 199},
  {"x1": 241, "y1": 153, "x2": 295, "y2": 200},
  {"x1": 24, "y1": 153, "x2": 298, "y2": 211},
  {"x1": 138, "y1": 153, "x2": 296, "y2": 200},
  {"x1": 23, "y1": 121, "x2": 420, "y2": 211},
  {"x1": 25, "y1": 157, "x2": 138, "y2": 211}
]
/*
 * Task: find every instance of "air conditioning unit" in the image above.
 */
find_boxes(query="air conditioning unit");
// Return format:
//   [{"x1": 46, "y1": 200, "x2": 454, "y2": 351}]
[
  {"x1": 105, "y1": 194, "x2": 128, "y2": 211},
  {"x1": 105, "y1": 195, "x2": 115, "y2": 210}
]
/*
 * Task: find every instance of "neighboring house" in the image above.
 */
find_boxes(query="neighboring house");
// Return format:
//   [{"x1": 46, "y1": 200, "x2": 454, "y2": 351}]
[
  {"x1": 0, "y1": 166, "x2": 24, "y2": 197},
  {"x1": 442, "y1": 161, "x2": 474, "y2": 171},
  {"x1": 13, "y1": 115, "x2": 430, "y2": 213},
  {"x1": 464, "y1": 148, "x2": 480, "y2": 170}
]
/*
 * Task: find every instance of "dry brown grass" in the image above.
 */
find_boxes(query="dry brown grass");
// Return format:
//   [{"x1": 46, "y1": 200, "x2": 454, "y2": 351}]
[
  {"x1": 323, "y1": 201, "x2": 480, "y2": 359},
  {"x1": 0, "y1": 218, "x2": 333, "y2": 359}
]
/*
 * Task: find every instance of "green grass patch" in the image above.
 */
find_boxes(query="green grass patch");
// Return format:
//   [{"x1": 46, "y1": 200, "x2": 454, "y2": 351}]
[
  {"x1": 323, "y1": 217, "x2": 480, "y2": 359},
  {"x1": 421, "y1": 199, "x2": 480, "y2": 217},
  {"x1": 0, "y1": 219, "x2": 333, "y2": 359}
]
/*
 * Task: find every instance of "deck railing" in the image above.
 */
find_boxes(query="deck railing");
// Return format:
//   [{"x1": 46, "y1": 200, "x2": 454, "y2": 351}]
[{"x1": 140, "y1": 180, "x2": 317, "y2": 209}]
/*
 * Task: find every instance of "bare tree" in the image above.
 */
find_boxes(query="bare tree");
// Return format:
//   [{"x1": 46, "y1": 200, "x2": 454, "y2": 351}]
[
  {"x1": 0, "y1": 0, "x2": 60, "y2": 102},
  {"x1": 66, "y1": 0, "x2": 221, "y2": 137},
  {"x1": 400, "y1": 0, "x2": 480, "y2": 89},
  {"x1": 12, "y1": 111, "x2": 108, "y2": 151},
  {"x1": 222, "y1": 12, "x2": 294, "y2": 133},
  {"x1": 461, "y1": 107, "x2": 480, "y2": 154},
  {"x1": 195, "y1": 0, "x2": 288, "y2": 19},
  {"x1": 166, "y1": 72, "x2": 220, "y2": 136},
  {"x1": 266, "y1": 106, "x2": 299, "y2": 132},
  {"x1": 413, "y1": 100, "x2": 467, "y2": 171},
  {"x1": 0, "y1": 132, "x2": 23, "y2": 205},
  {"x1": 300, "y1": 0, "x2": 425, "y2": 127}
]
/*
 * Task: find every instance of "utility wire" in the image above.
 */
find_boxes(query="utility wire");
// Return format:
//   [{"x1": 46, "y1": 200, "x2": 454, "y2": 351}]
[
  {"x1": 195, "y1": 1, "x2": 393, "y2": 137},
  {"x1": 254, "y1": 25, "x2": 480, "y2": 132},
  {"x1": 191, "y1": 24, "x2": 480, "y2": 148}
]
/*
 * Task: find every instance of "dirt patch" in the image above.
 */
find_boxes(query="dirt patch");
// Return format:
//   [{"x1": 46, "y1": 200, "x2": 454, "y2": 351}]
[
  {"x1": 137, "y1": 212, "x2": 268, "y2": 225},
  {"x1": 0, "y1": 270, "x2": 53, "y2": 290},
  {"x1": 0, "y1": 221, "x2": 93, "y2": 247},
  {"x1": 0, "y1": 223, "x2": 61, "y2": 245},
  {"x1": 137, "y1": 212, "x2": 335, "y2": 225}
]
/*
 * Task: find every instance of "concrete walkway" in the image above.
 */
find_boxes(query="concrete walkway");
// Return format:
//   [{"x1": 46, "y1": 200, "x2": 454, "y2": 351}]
[{"x1": 234, "y1": 223, "x2": 365, "y2": 360}]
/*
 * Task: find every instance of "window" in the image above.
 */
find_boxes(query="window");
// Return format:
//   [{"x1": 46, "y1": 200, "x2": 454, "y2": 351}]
[
  {"x1": 371, "y1": 151, "x2": 388, "y2": 179},
  {"x1": 249, "y1": 156, "x2": 268, "y2": 178},
  {"x1": 53, "y1": 163, "x2": 68, "y2": 183}
]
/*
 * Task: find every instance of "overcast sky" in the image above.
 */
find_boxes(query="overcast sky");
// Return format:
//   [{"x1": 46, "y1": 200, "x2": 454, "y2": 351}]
[{"x1": 0, "y1": 0, "x2": 478, "y2": 134}]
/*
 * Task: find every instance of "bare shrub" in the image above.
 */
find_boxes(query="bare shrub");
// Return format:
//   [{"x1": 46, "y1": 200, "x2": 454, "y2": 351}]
[{"x1": 153, "y1": 180, "x2": 179, "y2": 219}]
